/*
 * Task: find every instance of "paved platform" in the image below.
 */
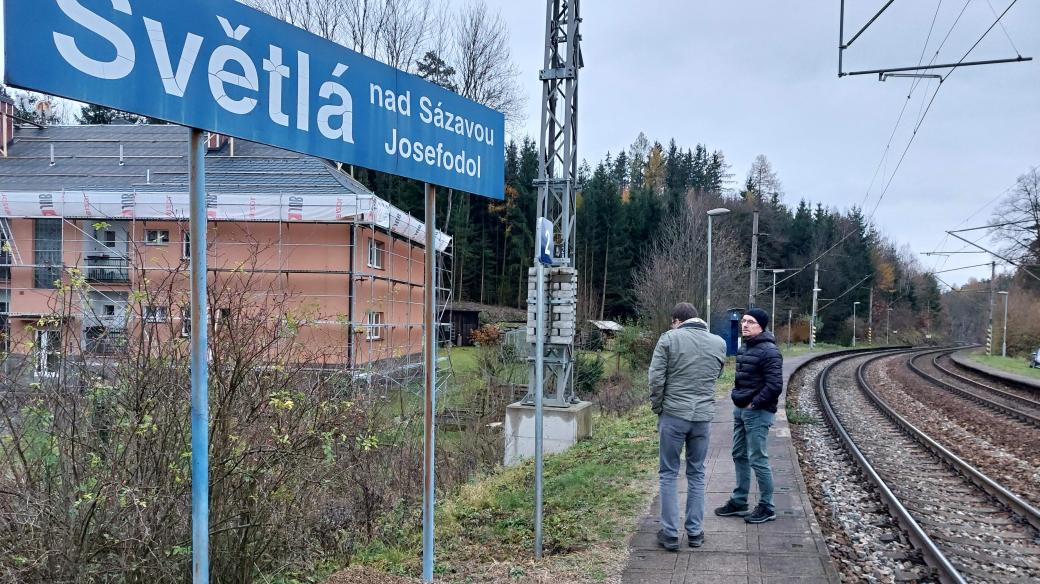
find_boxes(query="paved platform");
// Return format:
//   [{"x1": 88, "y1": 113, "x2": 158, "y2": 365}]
[
  {"x1": 950, "y1": 349, "x2": 1040, "y2": 390},
  {"x1": 622, "y1": 353, "x2": 840, "y2": 584}
]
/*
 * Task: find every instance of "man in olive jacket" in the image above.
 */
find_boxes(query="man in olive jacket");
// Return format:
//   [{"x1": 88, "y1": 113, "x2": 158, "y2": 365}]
[
  {"x1": 714, "y1": 307, "x2": 783, "y2": 524},
  {"x1": 648, "y1": 303, "x2": 727, "y2": 551}
]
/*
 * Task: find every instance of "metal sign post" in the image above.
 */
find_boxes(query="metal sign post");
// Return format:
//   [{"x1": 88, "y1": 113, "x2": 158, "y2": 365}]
[
  {"x1": 188, "y1": 128, "x2": 210, "y2": 583},
  {"x1": 533, "y1": 217, "x2": 553, "y2": 559},
  {"x1": 422, "y1": 183, "x2": 438, "y2": 582},
  {"x1": 3, "y1": 2, "x2": 506, "y2": 580}
]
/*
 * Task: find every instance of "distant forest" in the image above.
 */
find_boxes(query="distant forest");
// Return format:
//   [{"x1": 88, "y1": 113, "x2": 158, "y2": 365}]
[{"x1": 359, "y1": 132, "x2": 947, "y2": 345}]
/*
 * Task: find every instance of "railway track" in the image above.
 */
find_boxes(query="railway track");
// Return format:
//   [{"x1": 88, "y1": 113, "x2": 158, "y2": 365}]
[
  {"x1": 905, "y1": 349, "x2": 1040, "y2": 428},
  {"x1": 945, "y1": 352, "x2": 1040, "y2": 398},
  {"x1": 935, "y1": 351, "x2": 1040, "y2": 407},
  {"x1": 818, "y1": 349, "x2": 1040, "y2": 583}
]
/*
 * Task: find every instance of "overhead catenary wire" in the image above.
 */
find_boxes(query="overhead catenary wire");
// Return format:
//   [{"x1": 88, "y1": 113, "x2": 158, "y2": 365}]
[
  {"x1": 926, "y1": 163, "x2": 1038, "y2": 274},
  {"x1": 803, "y1": 1, "x2": 1027, "y2": 296},
  {"x1": 817, "y1": 273, "x2": 874, "y2": 313},
  {"x1": 764, "y1": 1, "x2": 979, "y2": 298},
  {"x1": 930, "y1": 261, "x2": 999, "y2": 275},
  {"x1": 946, "y1": 227, "x2": 1040, "y2": 283}
]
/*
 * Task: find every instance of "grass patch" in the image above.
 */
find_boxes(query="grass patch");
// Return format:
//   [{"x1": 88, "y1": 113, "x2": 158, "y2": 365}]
[
  {"x1": 967, "y1": 352, "x2": 1040, "y2": 380},
  {"x1": 780, "y1": 342, "x2": 846, "y2": 358},
  {"x1": 715, "y1": 357, "x2": 737, "y2": 399},
  {"x1": 353, "y1": 406, "x2": 659, "y2": 582}
]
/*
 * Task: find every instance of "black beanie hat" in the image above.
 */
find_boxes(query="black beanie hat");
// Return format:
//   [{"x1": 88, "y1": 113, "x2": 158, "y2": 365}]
[{"x1": 745, "y1": 308, "x2": 770, "y2": 330}]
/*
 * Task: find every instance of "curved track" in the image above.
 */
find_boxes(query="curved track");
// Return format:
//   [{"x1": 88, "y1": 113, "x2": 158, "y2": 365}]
[
  {"x1": 937, "y1": 351, "x2": 1040, "y2": 407},
  {"x1": 818, "y1": 349, "x2": 1040, "y2": 584},
  {"x1": 905, "y1": 349, "x2": 1040, "y2": 428}
]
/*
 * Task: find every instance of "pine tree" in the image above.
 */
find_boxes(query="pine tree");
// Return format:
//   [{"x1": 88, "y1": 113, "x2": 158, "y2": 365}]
[{"x1": 416, "y1": 51, "x2": 458, "y2": 93}]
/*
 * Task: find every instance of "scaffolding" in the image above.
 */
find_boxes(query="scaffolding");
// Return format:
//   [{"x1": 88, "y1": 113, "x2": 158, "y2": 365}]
[{"x1": 0, "y1": 196, "x2": 454, "y2": 392}]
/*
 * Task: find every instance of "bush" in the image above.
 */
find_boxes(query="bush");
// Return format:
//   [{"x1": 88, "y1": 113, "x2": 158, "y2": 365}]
[
  {"x1": 575, "y1": 352, "x2": 605, "y2": 398},
  {"x1": 595, "y1": 372, "x2": 645, "y2": 415},
  {"x1": 0, "y1": 265, "x2": 430, "y2": 583},
  {"x1": 615, "y1": 325, "x2": 655, "y2": 371}
]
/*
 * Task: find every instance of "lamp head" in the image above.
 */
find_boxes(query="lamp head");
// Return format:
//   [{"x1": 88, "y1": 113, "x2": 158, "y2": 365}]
[{"x1": 707, "y1": 208, "x2": 731, "y2": 217}]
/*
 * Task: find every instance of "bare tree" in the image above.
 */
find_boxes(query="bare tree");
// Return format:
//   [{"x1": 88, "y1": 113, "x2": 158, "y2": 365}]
[
  {"x1": 745, "y1": 154, "x2": 783, "y2": 205},
  {"x1": 633, "y1": 196, "x2": 746, "y2": 333},
  {"x1": 452, "y1": 1, "x2": 525, "y2": 126},
  {"x1": 246, "y1": 0, "x2": 528, "y2": 126},
  {"x1": 992, "y1": 167, "x2": 1040, "y2": 269},
  {"x1": 379, "y1": 0, "x2": 435, "y2": 72},
  {"x1": 342, "y1": 0, "x2": 389, "y2": 57},
  {"x1": 246, "y1": 0, "x2": 346, "y2": 43}
]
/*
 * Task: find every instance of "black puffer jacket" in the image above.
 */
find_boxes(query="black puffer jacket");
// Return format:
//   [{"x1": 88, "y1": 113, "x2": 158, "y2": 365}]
[{"x1": 731, "y1": 331, "x2": 784, "y2": 413}]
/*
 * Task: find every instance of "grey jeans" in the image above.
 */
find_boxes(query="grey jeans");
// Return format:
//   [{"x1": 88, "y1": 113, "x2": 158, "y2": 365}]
[{"x1": 658, "y1": 414, "x2": 711, "y2": 538}]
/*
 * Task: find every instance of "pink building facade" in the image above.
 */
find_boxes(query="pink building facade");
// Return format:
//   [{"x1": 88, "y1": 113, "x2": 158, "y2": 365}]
[{"x1": 0, "y1": 112, "x2": 448, "y2": 375}]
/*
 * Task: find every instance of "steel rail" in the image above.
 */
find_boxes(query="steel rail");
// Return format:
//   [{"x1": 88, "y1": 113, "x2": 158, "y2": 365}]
[
  {"x1": 934, "y1": 350, "x2": 1040, "y2": 407},
  {"x1": 857, "y1": 350, "x2": 1040, "y2": 533},
  {"x1": 906, "y1": 349, "x2": 1040, "y2": 428},
  {"x1": 946, "y1": 350, "x2": 1040, "y2": 395},
  {"x1": 817, "y1": 349, "x2": 965, "y2": 584}
]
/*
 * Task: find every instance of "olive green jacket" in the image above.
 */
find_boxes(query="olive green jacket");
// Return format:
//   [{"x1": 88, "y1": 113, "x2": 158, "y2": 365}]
[{"x1": 648, "y1": 319, "x2": 727, "y2": 422}]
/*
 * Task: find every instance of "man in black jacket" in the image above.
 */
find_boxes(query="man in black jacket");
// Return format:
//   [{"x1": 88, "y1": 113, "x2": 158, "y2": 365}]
[{"x1": 714, "y1": 308, "x2": 782, "y2": 524}]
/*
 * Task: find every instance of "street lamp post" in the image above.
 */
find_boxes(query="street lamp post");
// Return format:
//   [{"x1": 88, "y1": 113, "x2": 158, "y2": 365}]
[
  {"x1": 852, "y1": 301, "x2": 860, "y2": 347},
  {"x1": 787, "y1": 308, "x2": 792, "y2": 349},
  {"x1": 998, "y1": 290, "x2": 1009, "y2": 358},
  {"x1": 706, "y1": 208, "x2": 731, "y2": 333},
  {"x1": 771, "y1": 269, "x2": 785, "y2": 324}
]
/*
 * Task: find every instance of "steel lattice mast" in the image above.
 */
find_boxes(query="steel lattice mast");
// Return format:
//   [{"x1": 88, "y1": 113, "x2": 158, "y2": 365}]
[{"x1": 527, "y1": 0, "x2": 582, "y2": 407}]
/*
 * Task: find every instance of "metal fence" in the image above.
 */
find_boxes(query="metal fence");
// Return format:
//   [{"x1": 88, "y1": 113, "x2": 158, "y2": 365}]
[{"x1": 502, "y1": 328, "x2": 529, "y2": 355}]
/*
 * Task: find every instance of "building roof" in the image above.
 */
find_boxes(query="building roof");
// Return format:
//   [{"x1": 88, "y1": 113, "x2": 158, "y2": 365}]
[
  {"x1": 0, "y1": 124, "x2": 450, "y2": 251},
  {"x1": 0, "y1": 124, "x2": 371, "y2": 194},
  {"x1": 588, "y1": 320, "x2": 623, "y2": 332},
  {"x1": 447, "y1": 301, "x2": 526, "y2": 323}
]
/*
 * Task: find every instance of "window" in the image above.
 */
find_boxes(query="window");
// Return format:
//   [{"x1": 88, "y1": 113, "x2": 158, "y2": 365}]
[
  {"x1": 0, "y1": 301, "x2": 8, "y2": 354},
  {"x1": 182, "y1": 232, "x2": 190, "y2": 259},
  {"x1": 181, "y1": 307, "x2": 191, "y2": 337},
  {"x1": 145, "y1": 230, "x2": 170, "y2": 245},
  {"x1": 102, "y1": 230, "x2": 116, "y2": 248},
  {"x1": 214, "y1": 308, "x2": 230, "y2": 328},
  {"x1": 367, "y1": 238, "x2": 386, "y2": 269},
  {"x1": 0, "y1": 232, "x2": 10, "y2": 281},
  {"x1": 103, "y1": 304, "x2": 116, "y2": 317},
  {"x1": 145, "y1": 305, "x2": 168, "y2": 323},
  {"x1": 34, "y1": 329, "x2": 61, "y2": 377},
  {"x1": 34, "y1": 219, "x2": 62, "y2": 289},
  {"x1": 365, "y1": 311, "x2": 384, "y2": 340}
]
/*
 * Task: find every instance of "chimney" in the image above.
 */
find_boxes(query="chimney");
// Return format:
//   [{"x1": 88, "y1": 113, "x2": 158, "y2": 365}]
[
  {"x1": 1, "y1": 97, "x2": 14, "y2": 157},
  {"x1": 207, "y1": 132, "x2": 228, "y2": 151}
]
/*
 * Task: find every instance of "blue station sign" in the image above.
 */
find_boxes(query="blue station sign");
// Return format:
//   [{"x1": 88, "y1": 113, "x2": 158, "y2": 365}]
[{"x1": 3, "y1": 0, "x2": 505, "y2": 199}]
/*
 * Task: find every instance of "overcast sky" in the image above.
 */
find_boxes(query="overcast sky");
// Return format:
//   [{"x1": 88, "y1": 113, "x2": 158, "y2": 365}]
[
  {"x1": 491, "y1": 0, "x2": 1039, "y2": 286},
  {"x1": 1, "y1": 2, "x2": 1036, "y2": 286}
]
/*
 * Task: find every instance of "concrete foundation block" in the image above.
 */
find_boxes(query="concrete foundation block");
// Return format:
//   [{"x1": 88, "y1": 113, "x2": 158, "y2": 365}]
[{"x1": 503, "y1": 400, "x2": 594, "y2": 466}]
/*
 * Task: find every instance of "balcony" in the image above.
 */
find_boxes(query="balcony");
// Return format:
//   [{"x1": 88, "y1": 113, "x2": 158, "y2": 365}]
[
  {"x1": 85, "y1": 255, "x2": 130, "y2": 284},
  {"x1": 85, "y1": 326, "x2": 127, "y2": 355}
]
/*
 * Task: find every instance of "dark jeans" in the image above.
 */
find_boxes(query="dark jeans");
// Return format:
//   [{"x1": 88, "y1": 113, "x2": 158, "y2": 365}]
[
  {"x1": 658, "y1": 414, "x2": 711, "y2": 538},
  {"x1": 730, "y1": 407, "x2": 775, "y2": 512}
]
